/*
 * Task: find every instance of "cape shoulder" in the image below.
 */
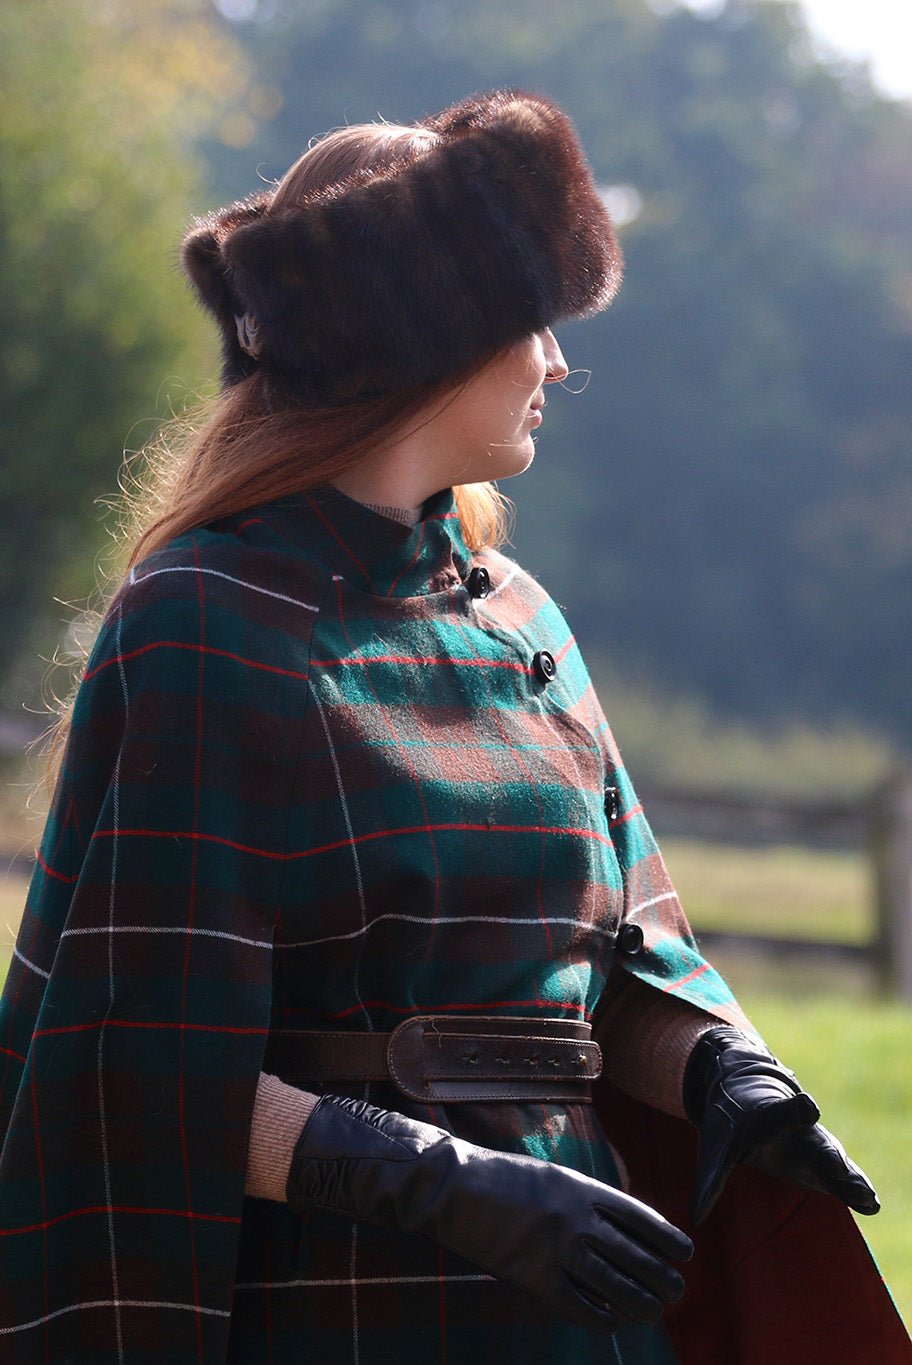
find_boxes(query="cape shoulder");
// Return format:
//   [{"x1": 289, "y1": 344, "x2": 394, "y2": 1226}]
[{"x1": 99, "y1": 518, "x2": 327, "y2": 661}]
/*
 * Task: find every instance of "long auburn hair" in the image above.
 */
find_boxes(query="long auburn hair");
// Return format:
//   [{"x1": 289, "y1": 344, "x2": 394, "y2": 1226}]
[{"x1": 46, "y1": 122, "x2": 512, "y2": 783}]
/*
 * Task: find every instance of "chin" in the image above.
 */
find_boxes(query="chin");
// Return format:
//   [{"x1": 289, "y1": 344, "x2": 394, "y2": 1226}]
[
  {"x1": 488, "y1": 442, "x2": 537, "y2": 483},
  {"x1": 508, "y1": 446, "x2": 537, "y2": 479}
]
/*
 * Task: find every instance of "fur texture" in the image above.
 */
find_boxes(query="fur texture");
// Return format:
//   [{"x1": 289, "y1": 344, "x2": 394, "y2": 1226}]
[{"x1": 181, "y1": 90, "x2": 622, "y2": 407}]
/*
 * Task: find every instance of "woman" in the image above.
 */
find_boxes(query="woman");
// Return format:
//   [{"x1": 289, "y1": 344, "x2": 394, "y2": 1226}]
[{"x1": 0, "y1": 90, "x2": 907, "y2": 1364}]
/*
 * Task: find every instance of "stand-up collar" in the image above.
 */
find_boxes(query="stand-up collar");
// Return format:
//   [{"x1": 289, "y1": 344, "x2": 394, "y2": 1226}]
[{"x1": 251, "y1": 485, "x2": 473, "y2": 598}]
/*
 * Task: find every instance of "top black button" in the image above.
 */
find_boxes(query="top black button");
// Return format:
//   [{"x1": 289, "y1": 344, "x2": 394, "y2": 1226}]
[
  {"x1": 604, "y1": 786, "x2": 620, "y2": 822},
  {"x1": 617, "y1": 923, "x2": 645, "y2": 956},
  {"x1": 532, "y1": 650, "x2": 557, "y2": 684},
  {"x1": 465, "y1": 566, "x2": 490, "y2": 599}
]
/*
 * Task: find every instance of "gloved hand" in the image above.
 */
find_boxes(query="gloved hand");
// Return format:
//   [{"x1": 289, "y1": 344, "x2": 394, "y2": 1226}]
[
  {"x1": 287, "y1": 1093, "x2": 693, "y2": 1336},
  {"x1": 683, "y1": 1026, "x2": 880, "y2": 1225}
]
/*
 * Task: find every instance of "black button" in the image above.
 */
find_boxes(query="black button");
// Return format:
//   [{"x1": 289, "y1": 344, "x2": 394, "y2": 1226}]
[
  {"x1": 604, "y1": 785, "x2": 620, "y2": 821},
  {"x1": 617, "y1": 923, "x2": 645, "y2": 956},
  {"x1": 465, "y1": 566, "x2": 490, "y2": 599},
  {"x1": 532, "y1": 650, "x2": 556, "y2": 684}
]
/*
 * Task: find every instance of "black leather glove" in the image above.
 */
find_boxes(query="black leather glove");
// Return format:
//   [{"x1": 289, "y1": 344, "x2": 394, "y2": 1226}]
[
  {"x1": 683, "y1": 1026, "x2": 880, "y2": 1224},
  {"x1": 287, "y1": 1093, "x2": 693, "y2": 1336}
]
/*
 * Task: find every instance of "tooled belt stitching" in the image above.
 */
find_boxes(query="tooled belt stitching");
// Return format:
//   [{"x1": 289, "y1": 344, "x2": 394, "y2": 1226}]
[{"x1": 264, "y1": 1015, "x2": 602, "y2": 1104}]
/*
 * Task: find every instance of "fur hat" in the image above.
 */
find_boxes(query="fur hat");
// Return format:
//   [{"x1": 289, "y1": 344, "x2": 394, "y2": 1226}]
[{"x1": 181, "y1": 90, "x2": 622, "y2": 407}]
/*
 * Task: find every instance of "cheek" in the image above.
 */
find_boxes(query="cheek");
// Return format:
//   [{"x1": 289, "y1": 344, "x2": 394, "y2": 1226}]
[{"x1": 518, "y1": 337, "x2": 546, "y2": 386}]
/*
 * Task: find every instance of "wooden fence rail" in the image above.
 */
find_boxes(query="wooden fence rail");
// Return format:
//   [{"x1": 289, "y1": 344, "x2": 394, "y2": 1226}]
[{"x1": 640, "y1": 770, "x2": 912, "y2": 1001}]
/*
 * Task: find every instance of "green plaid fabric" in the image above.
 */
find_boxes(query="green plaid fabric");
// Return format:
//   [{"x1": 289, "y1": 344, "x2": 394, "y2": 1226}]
[{"x1": 0, "y1": 488, "x2": 748, "y2": 1363}]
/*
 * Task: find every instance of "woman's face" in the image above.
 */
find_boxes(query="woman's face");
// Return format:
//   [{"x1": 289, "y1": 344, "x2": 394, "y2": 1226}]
[
  {"x1": 430, "y1": 329, "x2": 569, "y2": 486},
  {"x1": 336, "y1": 329, "x2": 571, "y2": 510}
]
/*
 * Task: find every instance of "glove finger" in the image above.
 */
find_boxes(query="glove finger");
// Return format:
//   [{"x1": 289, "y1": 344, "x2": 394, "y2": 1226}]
[
  {"x1": 752, "y1": 1125, "x2": 880, "y2": 1215},
  {"x1": 804, "y1": 1128, "x2": 879, "y2": 1211},
  {"x1": 565, "y1": 1252, "x2": 668, "y2": 1328},
  {"x1": 739, "y1": 1091, "x2": 820, "y2": 1149},
  {"x1": 823, "y1": 1166, "x2": 880, "y2": 1215},
  {"x1": 581, "y1": 1228, "x2": 688, "y2": 1310},
  {"x1": 557, "y1": 1268, "x2": 626, "y2": 1336},
  {"x1": 691, "y1": 1158, "x2": 726, "y2": 1226},
  {"x1": 690, "y1": 1114, "x2": 738, "y2": 1224},
  {"x1": 593, "y1": 1191, "x2": 694, "y2": 1263}
]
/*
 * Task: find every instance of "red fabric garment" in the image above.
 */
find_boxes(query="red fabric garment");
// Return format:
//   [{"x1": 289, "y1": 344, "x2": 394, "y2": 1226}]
[{"x1": 597, "y1": 1080, "x2": 912, "y2": 1364}]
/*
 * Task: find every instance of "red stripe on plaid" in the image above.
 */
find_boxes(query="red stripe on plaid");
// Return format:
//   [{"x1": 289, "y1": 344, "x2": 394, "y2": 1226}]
[
  {"x1": 31, "y1": 798, "x2": 87, "y2": 890},
  {"x1": 90, "y1": 821, "x2": 612, "y2": 860},
  {"x1": 609, "y1": 804, "x2": 644, "y2": 827},
  {"x1": 84, "y1": 642, "x2": 310, "y2": 684},
  {"x1": 385, "y1": 522, "x2": 425, "y2": 598},
  {"x1": 0, "y1": 1206, "x2": 242, "y2": 1238},
  {"x1": 306, "y1": 625, "x2": 577, "y2": 672},
  {"x1": 34, "y1": 852, "x2": 79, "y2": 885},
  {"x1": 664, "y1": 962, "x2": 711, "y2": 991},
  {"x1": 306, "y1": 494, "x2": 375, "y2": 589},
  {"x1": 34, "y1": 1021, "x2": 270, "y2": 1040},
  {"x1": 308, "y1": 652, "x2": 534, "y2": 673},
  {"x1": 329, "y1": 997, "x2": 590, "y2": 1020}
]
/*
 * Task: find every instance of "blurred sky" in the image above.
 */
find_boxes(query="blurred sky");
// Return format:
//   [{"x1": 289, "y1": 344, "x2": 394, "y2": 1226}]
[
  {"x1": 799, "y1": 0, "x2": 912, "y2": 100},
  {"x1": 685, "y1": 0, "x2": 912, "y2": 101},
  {"x1": 215, "y1": 0, "x2": 912, "y2": 103}
]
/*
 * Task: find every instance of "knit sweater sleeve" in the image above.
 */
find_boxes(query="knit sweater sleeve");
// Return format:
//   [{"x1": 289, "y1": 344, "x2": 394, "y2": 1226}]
[
  {"x1": 595, "y1": 972, "x2": 718, "y2": 1118},
  {"x1": 245, "y1": 1074, "x2": 319, "y2": 1202}
]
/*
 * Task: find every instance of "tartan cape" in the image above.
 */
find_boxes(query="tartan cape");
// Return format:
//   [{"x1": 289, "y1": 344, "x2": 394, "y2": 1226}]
[{"x1": 0, "y1": 488, "x2": 900, "y2": 1362}]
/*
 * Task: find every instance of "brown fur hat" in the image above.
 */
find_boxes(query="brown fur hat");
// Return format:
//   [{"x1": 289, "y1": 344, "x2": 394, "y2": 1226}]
[{"x1": 181, "y1": 90, "x2": 622, "y2": 407}]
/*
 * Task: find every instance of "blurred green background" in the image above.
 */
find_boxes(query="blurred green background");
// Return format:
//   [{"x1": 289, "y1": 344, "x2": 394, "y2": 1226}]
[
  {"x1": 2, "y1": 0, "x2": 911, "y2": 1330},
  {"x1": 4, "y1": 0, "x2": 912, "y2": 746}
]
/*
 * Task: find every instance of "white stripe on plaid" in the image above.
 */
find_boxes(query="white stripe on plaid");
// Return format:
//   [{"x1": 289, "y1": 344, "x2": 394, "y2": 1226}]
[
  {"x1": 60, "y1": 926, "x2": 273, "y2": 949},
  {"x1": 0, "y1": 1301, "x2": 230, "y2": 1335},
  {"x1": 487, "y1": 562, "x2": 520, "y2": 597},
  {"x1": 629, "y1": 892, "x2": 678, "y2": 916},
  {"x1": 234, "y1": 1274, "x2": 493, "y2": 1291},
  {"x1": 131, "y1": 564, "x2": 320, "y2": 614},
  {"x1": 282, "y1": 912, "x2": 613, "y2": 950},
  {"x1": 11, "y1": 949, "x2": 50, "y2": 981}
]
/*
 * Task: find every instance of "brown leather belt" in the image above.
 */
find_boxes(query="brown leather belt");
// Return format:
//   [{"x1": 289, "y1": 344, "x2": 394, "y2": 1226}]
[{"x1": 263, "y1": 1015, "x2": 602, "y2": 1104}]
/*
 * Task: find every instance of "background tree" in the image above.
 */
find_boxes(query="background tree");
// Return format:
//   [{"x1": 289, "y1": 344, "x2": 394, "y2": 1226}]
[{"x1": 0, "y1": 0, "x2": 248, "y2": 704}]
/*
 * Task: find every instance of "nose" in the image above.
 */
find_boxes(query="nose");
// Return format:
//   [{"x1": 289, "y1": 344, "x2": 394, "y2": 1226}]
[{"x1": 541, "y1": 329, "x2": 569, "y2": 383}]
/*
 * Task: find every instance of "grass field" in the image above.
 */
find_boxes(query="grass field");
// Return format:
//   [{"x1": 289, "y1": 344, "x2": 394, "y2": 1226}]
[
  {"x1": 662, "y1": 836, "x2": 872, "y2": 943},
  {"x1": 1, "y1": 838, "x2": 910, "y2": 1326}
]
